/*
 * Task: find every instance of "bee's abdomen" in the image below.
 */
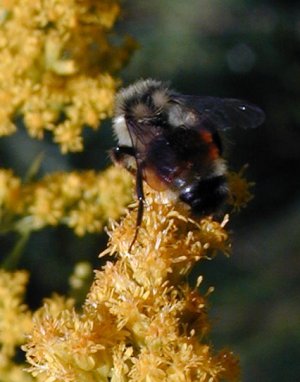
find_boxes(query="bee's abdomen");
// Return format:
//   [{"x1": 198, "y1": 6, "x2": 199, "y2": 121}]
[{"x1": 178, "y1": 175, "x2": 229, "y2": 215}]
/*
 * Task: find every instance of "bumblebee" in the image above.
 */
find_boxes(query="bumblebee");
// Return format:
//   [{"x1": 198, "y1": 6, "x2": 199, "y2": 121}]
[{"x1": 111, "y1": 79, "x2": 265, "y2": 243}]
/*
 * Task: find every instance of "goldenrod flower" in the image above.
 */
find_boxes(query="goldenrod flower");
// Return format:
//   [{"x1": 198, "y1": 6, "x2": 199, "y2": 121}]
[
  {"x1": 69, "y1": 261, "x2": 93, "y2": 302},
  {"x1": 227, "y1": 166, "x2": 254, "y2": 211},
  {"x1": 0, "y1": 166, "x2": 133, "y2": 235},
  {"x1": 0, "y1": 270, "x2": 33, "y2": 382},
  {"x1": 0, "y1": 1, "x2": 136, "y2": 152},
  {"x1": 0, "y1": 361, "x2": 34, "y2": 382},
  {"x1": 0, "y1": 169, "x2": 21, "y2": 214},
  {"x1": 24, "y1": 185, "x2": 241, "y2": 382},
  {"x1": 0, "y1": 270, "x2": 31, "y2": 357}
]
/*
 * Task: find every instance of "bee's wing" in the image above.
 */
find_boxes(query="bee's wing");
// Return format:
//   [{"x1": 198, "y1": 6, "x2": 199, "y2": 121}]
[{"x1": 173, "y1": 95, "x2": 265, "y2": 131}]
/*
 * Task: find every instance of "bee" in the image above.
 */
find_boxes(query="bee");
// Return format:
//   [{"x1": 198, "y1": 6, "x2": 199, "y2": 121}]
[{"x1": 111, "y1": 79, "x2": 265, "y2": 246}]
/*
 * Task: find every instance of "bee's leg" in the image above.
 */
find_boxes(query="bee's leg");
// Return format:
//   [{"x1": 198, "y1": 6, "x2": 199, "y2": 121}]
[
  {"x1": 110, "y1": 145, "x2": 136, "y2": 163},
  {"x1": 135, "y1": 162, "x2": 145, "y2": 227},
  {"x1": 111, "y1": 145, "x2": 145, "y2": 250},
  {"x1": 129, "y1": 159, "x2": 145, "y2": 251}
]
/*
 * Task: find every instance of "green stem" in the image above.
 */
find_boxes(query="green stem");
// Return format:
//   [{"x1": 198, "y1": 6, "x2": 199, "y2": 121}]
[
  {"x1": 1, "y1": 230, "x2": 31, "y2": 270},
  {"x1": 23, "y1": 151, "x2": 44, "y2": 183}
]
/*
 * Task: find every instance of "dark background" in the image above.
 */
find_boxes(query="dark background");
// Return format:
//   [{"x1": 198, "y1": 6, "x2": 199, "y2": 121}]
[{"x1": 1, "y1": 1, "x2": 300, "y2": 381}]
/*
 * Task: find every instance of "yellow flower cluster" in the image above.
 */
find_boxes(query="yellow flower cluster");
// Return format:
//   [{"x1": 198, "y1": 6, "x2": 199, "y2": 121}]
[
  {"x1": 0, "y1": 169, "x2": 21, "y2": 213},
  {"x1": 0, "y1": 270, "x2": 33, "y2": 382},
  {"x1": 23, "y1": 188, "x2": 240, "y2": 382},
  {"x1": 0, "y1": 166, "x2": 132, "y2": 235},
  {"x1": 0, "y1": 0, "x2": 136, "y2": 152},
  {"x1": 0, "y1": 165, "x2": 254, "y2": 237},
  {"x1": 227, "y1": 166, "x2": 254, "y2": 211}
]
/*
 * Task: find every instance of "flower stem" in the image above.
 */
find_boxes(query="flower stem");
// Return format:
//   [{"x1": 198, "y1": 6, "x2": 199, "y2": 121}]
[{"x1": 2, "y1": 230, "x2": 31, "y2": 270}]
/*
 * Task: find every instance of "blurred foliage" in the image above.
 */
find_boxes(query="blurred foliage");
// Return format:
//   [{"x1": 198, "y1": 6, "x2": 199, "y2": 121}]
[{"x1": 0, "y1": 0, "x2": 299, "y2": 381}]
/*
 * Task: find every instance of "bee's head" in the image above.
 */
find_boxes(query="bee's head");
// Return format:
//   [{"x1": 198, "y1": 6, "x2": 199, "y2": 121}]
[{"x1": 115, "y1": 79, "x2": 172, "y2": 122}]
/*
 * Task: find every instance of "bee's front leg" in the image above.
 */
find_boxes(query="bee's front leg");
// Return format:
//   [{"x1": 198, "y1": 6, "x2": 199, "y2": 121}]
[
  {"x1": 111, "y1": 144, "x2": 145, "y2": 250},
  {"x1": 110, "y1": 145, "x2": 136, "y2": 164}
]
